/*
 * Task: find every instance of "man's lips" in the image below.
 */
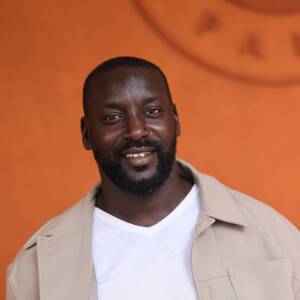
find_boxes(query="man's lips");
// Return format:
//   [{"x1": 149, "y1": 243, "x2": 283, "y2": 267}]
[{"x1": 120, "y1": 147, "x2": 156, "y2": 158}]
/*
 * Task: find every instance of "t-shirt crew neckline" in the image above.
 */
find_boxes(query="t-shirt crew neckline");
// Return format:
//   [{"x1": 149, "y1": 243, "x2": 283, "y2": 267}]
[{"x1": 94, "y1": 184, "x2": 199, "y2": 235}]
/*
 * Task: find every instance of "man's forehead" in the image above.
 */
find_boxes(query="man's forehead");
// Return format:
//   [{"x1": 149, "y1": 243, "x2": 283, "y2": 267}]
[{"x1": 88, "y1": 66, "x2": 168, "y2": 101}]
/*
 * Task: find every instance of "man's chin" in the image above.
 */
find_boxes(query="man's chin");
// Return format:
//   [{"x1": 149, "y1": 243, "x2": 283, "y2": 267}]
[
  {"x1": 120, "y1": 177, "x2": 165, "y2": 195},
  {"x1": 112, "y1": 168, "x2": 166, "y2": 195}
]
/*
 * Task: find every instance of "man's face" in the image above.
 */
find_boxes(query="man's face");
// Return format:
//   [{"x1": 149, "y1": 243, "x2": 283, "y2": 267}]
[{"x1": 81, "y1": 66, "x2": 180, "y2": 195}]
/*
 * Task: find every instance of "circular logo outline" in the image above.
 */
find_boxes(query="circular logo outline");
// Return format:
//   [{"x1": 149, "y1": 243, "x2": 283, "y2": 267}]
[{"x1": 132, "y1": 0, "x2": 300, "y2": 86}]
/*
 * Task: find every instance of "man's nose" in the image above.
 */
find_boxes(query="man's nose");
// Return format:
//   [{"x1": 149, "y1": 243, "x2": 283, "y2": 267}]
[{"x1": 122, "y1": 115, "x2": 150, "y2": 141}]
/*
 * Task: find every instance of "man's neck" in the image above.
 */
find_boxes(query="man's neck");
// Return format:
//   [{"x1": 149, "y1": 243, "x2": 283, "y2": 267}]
[{"x1": 96, "y1": 164, "x2": 193, "y2": 227}]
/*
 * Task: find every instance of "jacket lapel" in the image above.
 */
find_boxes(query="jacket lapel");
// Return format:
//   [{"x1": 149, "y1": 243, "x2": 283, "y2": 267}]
[
  {"x1": 34, "y1": 186, "x2": 99, "y2": 300},
  {"x1": 177, "y1": 159, "x2": 249, "y2": 227},
  {"x1": 177, "y1": 159, "x2": 249, "y2": 285}
]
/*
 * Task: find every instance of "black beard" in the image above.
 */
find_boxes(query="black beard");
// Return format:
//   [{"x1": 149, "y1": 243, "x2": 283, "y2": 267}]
[{"x1": 92, "y1": 136, "x2": 177, "y2": 195}]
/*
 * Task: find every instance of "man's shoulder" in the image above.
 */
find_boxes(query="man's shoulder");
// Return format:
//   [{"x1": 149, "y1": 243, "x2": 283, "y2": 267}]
[
  {"x1": 227, "y1": 185, "x2": 298, "y2": 232},
  {"x1": 189, "y1": 164, "x2": 300, "y2": 278},
  {"x1": 203, "y1": 170, "x2": 299, "y2": 236},
  {"x1": 178, "y1": 159, "x2": 299, "y2": 250},
  {"x1": 24, "y1": 182, "x2": 100, "y2": 249},
  {"x1": 6, "y1": 182, "x2": 100, "y2": 298},
  {"x1": 178, "y1": 158, "x2": 298, "y2": 232}
]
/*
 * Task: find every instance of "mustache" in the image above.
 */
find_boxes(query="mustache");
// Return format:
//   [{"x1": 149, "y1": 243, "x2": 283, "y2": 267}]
[{"x1": 114, "y1": 139, "x2": 163, "y2": 154}]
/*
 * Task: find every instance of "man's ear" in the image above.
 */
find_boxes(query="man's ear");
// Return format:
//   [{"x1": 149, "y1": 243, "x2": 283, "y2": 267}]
[
  {"x1": 173, "y1": 104, "x2": 181, "y2": 137},
  {"x1": 81, "y1": 117, "x2": 92, "y2": 150}
]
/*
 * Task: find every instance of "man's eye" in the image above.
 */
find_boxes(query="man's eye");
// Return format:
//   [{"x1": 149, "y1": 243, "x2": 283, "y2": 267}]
[
  {"x1": 104, "y1": 114, "x2": 122, "y2": 122},
  {"x1": 145, "y1": 108, "x2": 161, "y2": 115}
]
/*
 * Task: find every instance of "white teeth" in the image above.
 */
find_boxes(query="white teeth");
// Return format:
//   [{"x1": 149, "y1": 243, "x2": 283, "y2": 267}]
[{"x1": 125, "y1": 152, "x2": 150, "y2": 158}]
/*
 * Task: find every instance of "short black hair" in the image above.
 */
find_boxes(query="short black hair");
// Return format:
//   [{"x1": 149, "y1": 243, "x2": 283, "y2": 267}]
[{"x1": 82, "y1": 56, "x2": 172, "y2": 116}]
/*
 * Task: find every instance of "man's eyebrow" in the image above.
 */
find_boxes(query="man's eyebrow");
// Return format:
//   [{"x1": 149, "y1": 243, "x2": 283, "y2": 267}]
[
  {"x1": 141, "y1": 96, "x2": 162, "y2": 104},
  {"x1": 102, "y1": 97, "x2": 162, "y2": 108},
  {"x1": 102, "y1": 102, "x2": 120, "y2": 109}
]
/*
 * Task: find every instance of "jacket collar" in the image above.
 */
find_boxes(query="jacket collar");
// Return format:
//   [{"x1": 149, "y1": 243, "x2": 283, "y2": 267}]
[
  {"x1": 177, "y1": 159, "x2": 249, "y2": 227},
  {"x1": 24, "y1": 183, "x2": 101, "y2": 250}
]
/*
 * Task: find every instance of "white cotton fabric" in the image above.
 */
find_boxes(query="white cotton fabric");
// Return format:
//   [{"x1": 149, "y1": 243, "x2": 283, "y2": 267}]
[{"x1": 92, "y1": 184, "x2": 200, "y2": 300}]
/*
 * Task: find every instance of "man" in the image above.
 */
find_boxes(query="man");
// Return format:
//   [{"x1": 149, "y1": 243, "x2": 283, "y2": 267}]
[{"x1": 7, "y1": 57, "x2": 300, "y2": 299}]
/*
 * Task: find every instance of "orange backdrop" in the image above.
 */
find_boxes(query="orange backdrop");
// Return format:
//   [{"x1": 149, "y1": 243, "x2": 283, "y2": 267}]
[{"x1": 1, "y1": 0, "x2": 300, "y2": 297}]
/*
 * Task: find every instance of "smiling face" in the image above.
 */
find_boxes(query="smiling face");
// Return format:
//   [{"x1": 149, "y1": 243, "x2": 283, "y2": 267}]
[{"x1": 81, "y1": 66, "x2": 180, "y2": 195}]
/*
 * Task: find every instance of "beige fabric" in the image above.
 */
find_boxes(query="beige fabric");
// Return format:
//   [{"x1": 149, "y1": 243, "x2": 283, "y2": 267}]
[{"x1": 7, "y1": 159, "x2": 300, "y2": 299}]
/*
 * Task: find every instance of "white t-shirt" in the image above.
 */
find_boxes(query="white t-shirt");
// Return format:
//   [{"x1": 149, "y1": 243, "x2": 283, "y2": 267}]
[{"x1": 92, "y1": 184, "x2": 200, "y2": 300}]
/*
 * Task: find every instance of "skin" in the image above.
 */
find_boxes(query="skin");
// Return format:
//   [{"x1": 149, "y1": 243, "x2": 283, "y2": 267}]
[{"x1": 81, "y1": 66, "x2": 192, "y2": 227}]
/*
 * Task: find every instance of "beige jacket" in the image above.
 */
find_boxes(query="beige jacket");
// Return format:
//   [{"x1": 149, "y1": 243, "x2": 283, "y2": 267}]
[{"x1": 7, "y1": 159, "x2": 300, "y2": 300}]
